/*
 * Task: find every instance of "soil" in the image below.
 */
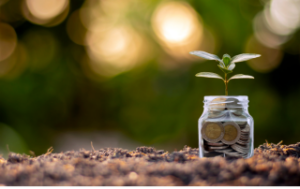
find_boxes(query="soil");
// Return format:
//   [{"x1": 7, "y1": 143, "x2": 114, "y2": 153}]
[{"x1": 0, "y1": 142, "x2": 300, "y2": 186}]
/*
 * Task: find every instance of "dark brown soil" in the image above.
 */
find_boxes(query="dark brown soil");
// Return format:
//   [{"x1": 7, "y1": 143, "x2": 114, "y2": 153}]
[{"x1": 1, "y1": 142, "x2": 300, "y2": 186}]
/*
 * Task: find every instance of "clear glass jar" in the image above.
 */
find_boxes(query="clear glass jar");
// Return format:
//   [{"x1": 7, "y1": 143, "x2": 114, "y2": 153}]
[{"x1": 198, "y1": 96, "x2": 253, "y2": 158}]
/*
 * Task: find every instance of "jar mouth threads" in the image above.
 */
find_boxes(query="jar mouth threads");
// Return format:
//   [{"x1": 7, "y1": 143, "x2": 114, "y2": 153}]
[{"x1": 203, "y1": 96, "x2": 249, "y2": 108}]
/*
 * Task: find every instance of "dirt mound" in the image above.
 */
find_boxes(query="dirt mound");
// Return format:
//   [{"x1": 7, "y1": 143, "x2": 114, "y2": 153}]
[{"x1": 0, "y1": 142, "x2": 300, "y2": 186}]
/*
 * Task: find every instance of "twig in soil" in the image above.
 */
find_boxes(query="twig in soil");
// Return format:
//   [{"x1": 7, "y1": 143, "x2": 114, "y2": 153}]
[
  {"x1": 91, "y1": 141, "x2": 95, "y2": 153},
  {"x1": 45, "y1": 147, "x2": 53, "y2": 156},
  {"x1": 277, "y1": 140, "x2": 283, "y2": 145},
  {"x1": 29, "y1": 151, "x2": 36, "y2": 157}
]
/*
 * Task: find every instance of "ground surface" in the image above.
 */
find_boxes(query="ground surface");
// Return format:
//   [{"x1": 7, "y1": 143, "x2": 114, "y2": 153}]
[{"x1": 0, "y1": 142, "x2": 300, "y2": 186}]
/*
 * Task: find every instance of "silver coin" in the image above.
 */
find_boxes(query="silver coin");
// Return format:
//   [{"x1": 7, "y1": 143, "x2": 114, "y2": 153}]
[
  {"x1": 225, "y1": 98, "x2": 242, "y2": 109},
  {"x1": 203, "y1": 151, "x2": 224, "y2": 157},
  {"x1": 207, "y1": 142, "x2": 225, "y2": 146},
  {"x1": 221, "y1": 122, "x2": 241, "y2": 145},
  {"x1": 233, "y1": 143, "x2": 249, "y2": 149},
  {"x1": 225, "y1": 152, "x2": 244, "y2": 158},
  {"x1": 231, "y1": 144, "x2": 249, "y2": 153},
  {"x1": 207, "y1": 110, "x2": 227, "y2": 119},
  {"x1": 209, "y1": 145, "x2": 229, "y2": 150},
  {"x1": 215, "y1": 149, "x2": 234, "y2": 153},
  {"x1": 241, "y1": 124, "x2": 250, "y2": 133},
  {"x1": 225, "y1": 98, "x2": 244, "y2": 116},
  {"x1": 240, "y1": 135, "x2": 250, "y2": 140},
  {"x1": 237, "y1": 140, "x2": 249, "y2": 145},
  {"x1": 231, "y1": 145, "x2": 248, "y2": 153}
]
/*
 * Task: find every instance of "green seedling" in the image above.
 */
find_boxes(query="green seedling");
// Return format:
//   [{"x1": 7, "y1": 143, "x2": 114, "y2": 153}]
[{"x1": 190, "y1": 51, "x2": 261, "y2": 95}]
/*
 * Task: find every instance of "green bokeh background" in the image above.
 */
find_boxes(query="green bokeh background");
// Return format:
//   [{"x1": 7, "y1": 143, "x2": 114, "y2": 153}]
[{"x1": 0, "y1": 0, "x2": 300, "y2": 156}]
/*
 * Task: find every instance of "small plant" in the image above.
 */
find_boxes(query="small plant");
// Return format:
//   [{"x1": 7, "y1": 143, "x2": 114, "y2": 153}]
[{"x1": 190, "y1": 51, "x2": 261, "y2": 95}]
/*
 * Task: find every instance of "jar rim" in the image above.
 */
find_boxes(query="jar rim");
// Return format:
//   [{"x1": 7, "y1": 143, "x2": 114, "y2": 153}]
[
  {"x1": 203, "y1": 96, "x2": 249, "y2": 107},
  {"x1": 204, "y1": 95, "x2": 248, "y2": 100}
]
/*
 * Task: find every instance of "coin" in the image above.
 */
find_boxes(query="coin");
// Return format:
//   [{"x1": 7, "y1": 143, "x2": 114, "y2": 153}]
[
  {"x1": 240, "y1": 134, "x2": 249, "y2": 140},
  {"x1": 203, "y1": 151, "x2": 223, "y2": 157},
  {"x1": 201, "y1": 122, "x2": 224, "y2": 143},
  {"x1": 207, "y1": 112, "x2": 229, "y2": 121},
  {"x1": 207, "y1": 142, "x2": 225, "y2": 146},
  {"x1": 208, "y1": 97, "x2": 226, "y2": 113},
  {"x1": 215, "y1": 149, "x2": 234, "y2": 153},
  {"x1": 227, "y1": 113, "x2": 247, "y2": 127},
  {"x1": 237, "y1": 139, "x2": 249, "y2": 145},
  {"x1": 225, "y1": 152, "x2": 246, "y2": 158},
  {"x1": 241, "y1": 124, "x2": 250, "y2": 133},
  {"x1": 207, "y1": 110, "x2": 227, "y2": 118},
  {"x1": 209, "y1": 145, "x2": 229, "y2": 150},
  {"x1": 221, "y1": 122, "x2": 241, "y2": 145},
  {"x1": 231, "y1": 144, "x2": 249, "y2": 154},
  {"x1": 225, "y1": 98, "x2": 243, "y2": 116},
  {"x1": 225, "y1": 98, "x2": 242, "y2": 108}
]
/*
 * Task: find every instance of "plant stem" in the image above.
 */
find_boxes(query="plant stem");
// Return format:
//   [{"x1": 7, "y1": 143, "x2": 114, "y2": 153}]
[{"x1": 224, "y1": 73, "x2": 228, "y2": 95}]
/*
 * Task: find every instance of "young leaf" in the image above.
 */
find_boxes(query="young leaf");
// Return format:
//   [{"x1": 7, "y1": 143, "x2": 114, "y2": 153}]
[
  {"x1": 195, "y1": 72, "x2": 224, "y2": 80},
  {"x1": 228, "y1": 74, "x2": 254, "y2": 82},
  {"x1": 222, "y1": 54, "x2": 231, "y2": 67},
  {"x1": 231, "y1": 53, "x2": 261, "y2": 63},
  {"x1": 218, "y1": 65, "x2": 233, "y2": 74},
  {"x1": 190, "y1": 51, "x2": 221, "y2": 62}
]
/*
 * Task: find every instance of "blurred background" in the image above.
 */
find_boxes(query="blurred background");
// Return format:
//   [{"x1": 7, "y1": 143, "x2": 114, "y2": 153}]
[{"x1": 0, "y1": 0, "x2": 300, "y2": 157}]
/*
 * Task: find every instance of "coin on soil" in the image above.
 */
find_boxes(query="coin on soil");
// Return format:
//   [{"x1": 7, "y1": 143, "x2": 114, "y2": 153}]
[
  {"x1": 201, "y1": 122, "x2": 224, "y2": 143},
  {"x1": 221, "y1": 122, "x2": 241, "y2": 145}
]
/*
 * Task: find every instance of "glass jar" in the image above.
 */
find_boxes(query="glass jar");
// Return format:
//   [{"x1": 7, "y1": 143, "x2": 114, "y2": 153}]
[{"x1": 198, "y1": 96, "x2": 253, "y2": 158}]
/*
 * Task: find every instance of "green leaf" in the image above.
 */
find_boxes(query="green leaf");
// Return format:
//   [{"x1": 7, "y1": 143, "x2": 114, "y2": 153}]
[
  {"x1": 195, "y1": 72, "x2": 224, "y2": 80},
  {"x1": 222, "y1": 54, "x2": 231, "y2": 67},
  {"x1": 190, "y1": 51, "x2": 221, "y2": 62},
  {"x1": 218, "y1": 65, "x2": 233, "y2": 74},
  {"x1": 231, "y1": 53, "x2": 261, "y2": 63},
  {"x1": 228, "y1": 74, "x2": 254, "y2": 82}
]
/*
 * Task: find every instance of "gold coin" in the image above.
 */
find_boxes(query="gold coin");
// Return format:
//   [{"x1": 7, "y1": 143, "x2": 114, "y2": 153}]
[
  {"x1": 201, "y1": 122, "x2": 224, "y2": 143},
  {"x1": 221, "y1": 122, "x2": 241, "y2": 145},
  {"x1": 209, "y1": 97, "x2": 226, "y2": 111}
]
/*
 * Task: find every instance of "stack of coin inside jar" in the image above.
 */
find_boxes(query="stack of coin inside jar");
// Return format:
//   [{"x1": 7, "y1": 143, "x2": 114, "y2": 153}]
[{"x1": 201, "y1": 97, "x2": 250, "y2": 158}]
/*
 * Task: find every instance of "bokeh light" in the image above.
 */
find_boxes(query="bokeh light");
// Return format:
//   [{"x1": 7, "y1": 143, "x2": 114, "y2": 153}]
[
  {"x1": 151, "y1": 1, "x2": 203, "y2": 59},
  {"x1": 26, "y1": 0, "x2": 67, "y2": 20},
  {"x1": 253, "y1": 0, "x2": 300, "y2": 48},
  {"x1": 245, "y1": 35, "x2": 282, "y2": 73},
  {"x1": 85, "y1": 25, "x2": 148, "y2": 77},
  {"x1": 269, "y1": 0, "x2": 300, "y2": 35},
  {"x1": 253, "y1": 12, "x2": 288, "y2": 48},
  {"x1": 0, "y1": 22, "x2": 17, "y2": 62},
  {"x1": 22, "y1": 0, "x2": 69, "y2": 26}
]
